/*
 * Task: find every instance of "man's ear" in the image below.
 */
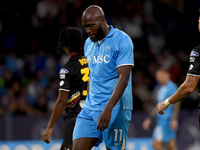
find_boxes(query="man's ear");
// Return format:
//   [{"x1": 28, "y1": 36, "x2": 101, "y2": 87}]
[{"x1": 100, "y1": 17, "x2": 105, "y2": 24}]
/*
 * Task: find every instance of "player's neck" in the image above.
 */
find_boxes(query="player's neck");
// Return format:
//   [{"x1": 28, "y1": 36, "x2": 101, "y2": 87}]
[
  {"x1": 68, "y1": 52, "x2": 82, "y2": 59},
  {"x1": 104, "y1": 25, "x2": 110, "y2": 38}
]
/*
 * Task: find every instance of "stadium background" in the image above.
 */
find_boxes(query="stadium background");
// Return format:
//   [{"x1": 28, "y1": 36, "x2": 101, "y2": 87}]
[{"x1": 0, "y1": 0, "x2": 199, "y2": 149}]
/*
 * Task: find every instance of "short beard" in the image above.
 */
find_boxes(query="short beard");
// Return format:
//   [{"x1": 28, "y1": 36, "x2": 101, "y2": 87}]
[{"x1": 92, "y1": 25, "x2": 104, "y2": 42}]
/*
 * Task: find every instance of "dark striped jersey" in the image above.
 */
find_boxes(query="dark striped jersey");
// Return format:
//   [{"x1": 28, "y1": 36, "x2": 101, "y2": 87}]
[{"x1": 59, "y1": 53, "x2": 88, "y2": 119}]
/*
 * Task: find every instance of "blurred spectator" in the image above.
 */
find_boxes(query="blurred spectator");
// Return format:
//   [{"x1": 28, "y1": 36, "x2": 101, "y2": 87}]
[{"x1": 36, "y1": 0, "x2": 59, "y2": 19}]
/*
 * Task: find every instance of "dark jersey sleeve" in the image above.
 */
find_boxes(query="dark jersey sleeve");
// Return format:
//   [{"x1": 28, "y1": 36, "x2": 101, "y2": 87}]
[
  {"x1": 187, "y1": 45, "x2": 200, "y2": 76},
  {"x1": 59, "y1": 68, "x2": 71, "y2": 91}
]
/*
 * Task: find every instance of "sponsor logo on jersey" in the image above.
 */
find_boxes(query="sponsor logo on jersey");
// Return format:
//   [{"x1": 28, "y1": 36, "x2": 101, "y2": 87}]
[
  {"x1": 105, "y1": 45, "x2": 110, "y2": 52},
  {"x1": 87, "y1": 55, "x2": 110, "y2": 64},
  {"x1": 190, "y1": 51, "x2": 199, "y2": 57},
  {"x1": 87, "y1": 56, "x2": 92, "y2": 64},
  {"x1": 59, "y1": 80, "x2": 64, "y2": 86},
  {"x1": 67, "y1": 91, "x2": 80, "y2": 104},
  {"x1": 60, "y1": 74, "x2": 65, "y2": 79},
  {"x1": 189, "y1": 64, "x2": 194, "y2": 70},
  {"x1": 190, "y1": 57, "x2": 195, "y2": 62},
  {"x1": 59, "y1": 69, "x2": 69, "y2": 74}
]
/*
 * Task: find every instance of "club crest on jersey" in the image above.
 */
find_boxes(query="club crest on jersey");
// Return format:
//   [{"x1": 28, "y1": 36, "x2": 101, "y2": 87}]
[
  {"x1": 59, "y1": 69, "x2": 69, "y2": 74},
  {"x1": 190, "y1": 51, "x2": 199, "y2": 57},
  {"x1": 105, "y1": 45, "x2": 110, "y2": 52}
]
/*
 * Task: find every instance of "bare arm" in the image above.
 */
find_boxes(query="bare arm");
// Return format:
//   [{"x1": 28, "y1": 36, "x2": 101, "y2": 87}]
[
  {"x1": 43, "y1": 90, "x2": 69, "y2": 143},
  {"x1": 169, "y1": 75, "x2": 199, "y2": 104},
  {"x1": 96, "y1": 65, "x2": 132, "y2": 131},
  {"x1": 142, "y1": 107, "x2": 156, "y2": 130},
  {"x1": 157, "y1": 75, "x2": 200, "y2": 114}
]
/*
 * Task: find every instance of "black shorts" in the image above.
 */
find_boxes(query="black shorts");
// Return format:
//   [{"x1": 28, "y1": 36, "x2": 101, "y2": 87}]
[{"x1": 60, "y1": 117, "x2": 76, "y2": 150}]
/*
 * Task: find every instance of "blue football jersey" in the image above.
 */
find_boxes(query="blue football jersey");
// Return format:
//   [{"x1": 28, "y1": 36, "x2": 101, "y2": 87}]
[
  {"x1": 157, "y1": 80, "x2": 178, "y2": 123},
  {"x1": 84, "y1": 25, "x2": 134, "y2": 111}
]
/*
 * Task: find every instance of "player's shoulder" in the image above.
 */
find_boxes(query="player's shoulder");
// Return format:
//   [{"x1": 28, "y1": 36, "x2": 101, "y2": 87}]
[
  {"x1": 85, "y1": 37, "x2": 92, "y2": 45},
  {"x1": 192, "y1": 45, "x2": 200, "y2": 51},
  {"x1": 114, "y1": 28, "x2": 130, "y2": 38},
  {"x1": 190, "y1": 45, "x2": 200, "y2": 56},
  {"x1": 84, "y1": 37, "x2": 92, "y2": 51},
  {"x1": 60, "y1": 57, "x2": 77, "y2": 73},
  {"x1": 113, "y1": 28, "x2": 133, "y2": 45},
  {"x1": 59, "y1": 64, "x2": 70, "y2": 75}
]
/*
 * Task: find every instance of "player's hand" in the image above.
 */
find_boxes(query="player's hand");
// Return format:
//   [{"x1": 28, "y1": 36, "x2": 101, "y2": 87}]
[
  {"x1": 170, "y1": 118, "x2": 178, "y2": 131},
  {"x1": 43, "y1": 128, "x2": 53, "y2": 143},
  {"x1": 157, "y1": 101, "x2": 168, "y2": 114},
  {"x1": 97, "y1": 108, "x2": 111, "y2": 131},
  {"x1": 142, "y1": 118, "x2": 151, "y2": 130}
]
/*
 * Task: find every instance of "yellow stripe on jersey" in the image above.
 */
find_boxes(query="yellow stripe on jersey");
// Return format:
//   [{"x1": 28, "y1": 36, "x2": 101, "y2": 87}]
[{"x1": 67, "y1": 91, "x2": 81, "y2": 104}]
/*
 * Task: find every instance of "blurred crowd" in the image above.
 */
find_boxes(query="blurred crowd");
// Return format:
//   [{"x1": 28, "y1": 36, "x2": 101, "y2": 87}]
[{"x1": 0, "y1": 0, "x2": 200, "y2": 116}]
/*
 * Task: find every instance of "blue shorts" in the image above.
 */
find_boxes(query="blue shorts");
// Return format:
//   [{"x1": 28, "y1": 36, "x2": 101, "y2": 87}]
[
  {"x1": 73, "y1": 107, "x2": 132, "y2": 149},
  {"x1": 152, "y1": 122, "x2": 176, "y2": 143}
]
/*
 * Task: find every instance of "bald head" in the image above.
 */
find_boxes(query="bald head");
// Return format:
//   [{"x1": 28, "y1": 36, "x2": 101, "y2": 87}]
[
  {"x1": 81, "y1": 5, "x2": 110, "y2": 41},
  {"x1": 82, "y1": 5, "x2": 105, "y2": 21}
]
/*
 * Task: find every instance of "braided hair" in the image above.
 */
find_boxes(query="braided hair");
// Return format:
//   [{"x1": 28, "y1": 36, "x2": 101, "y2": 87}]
[{"x1": 57, "y1": 27, "x2": 84, "y2": 54}]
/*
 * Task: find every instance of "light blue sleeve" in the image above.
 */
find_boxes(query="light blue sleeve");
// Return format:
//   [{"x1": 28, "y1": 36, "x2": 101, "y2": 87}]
[{"x1": 116, "y1": 35, "x2": 134, "y2": 67}]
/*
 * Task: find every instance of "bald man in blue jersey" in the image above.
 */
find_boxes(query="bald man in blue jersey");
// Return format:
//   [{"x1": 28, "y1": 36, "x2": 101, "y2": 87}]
[{"x1": 72, "y1": 5, "x2": 134, "y2": 150}]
